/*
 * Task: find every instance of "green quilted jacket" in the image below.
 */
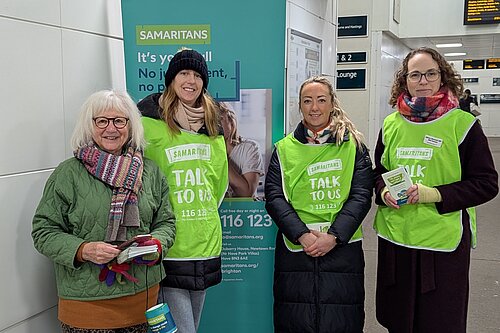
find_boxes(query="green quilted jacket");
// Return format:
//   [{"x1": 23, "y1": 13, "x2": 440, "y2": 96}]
[{"x1": 32, "y1": 157, "x2": 176, "y2": 301}]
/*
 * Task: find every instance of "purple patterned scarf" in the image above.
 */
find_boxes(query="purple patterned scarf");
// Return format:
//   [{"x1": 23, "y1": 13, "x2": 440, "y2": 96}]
[
  {"x1": 397, "y1": 87, "x2": 459, "y2": 122},
  {"x1": 74, "y1": 143, "x2": 143, "y2": 242}
]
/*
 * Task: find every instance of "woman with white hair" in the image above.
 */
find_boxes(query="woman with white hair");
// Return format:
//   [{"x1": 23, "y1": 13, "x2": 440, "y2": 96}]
[{"x1": 32, "y1": 90, "x2": 176, "y2": 333}]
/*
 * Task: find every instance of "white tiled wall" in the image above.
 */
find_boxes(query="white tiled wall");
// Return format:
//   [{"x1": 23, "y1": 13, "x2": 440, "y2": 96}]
[
  {"x1": 0, "y1": 0, "x2": 60, "y2": 26},
  {"x1": 61, "y1": 29, "x2": 125, "y2": 155},
  {"x1": 0, "y1": 18, "x2": 65, "y2": 175},
  {"x1": 61, "y1": 1, "x2": 123, "y2": 38},
  {"x1": 375, "y1": 32, "x2": 410, "y2": 139},
  {"x1": 0, "y1": 1, "x2": 124, "y2": 332},
  {"x1": 0, "y1": 172, "x2": 56, "y2": 331}
]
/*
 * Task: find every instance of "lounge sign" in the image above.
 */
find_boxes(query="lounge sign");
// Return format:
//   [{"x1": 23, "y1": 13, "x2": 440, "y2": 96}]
[{"x1": 336, "y1": 69, "x2": 366, "y2": 90}]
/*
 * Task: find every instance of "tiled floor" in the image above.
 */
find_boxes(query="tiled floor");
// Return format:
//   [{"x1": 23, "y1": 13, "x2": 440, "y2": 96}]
[{"x1": 362, "y1": 137, "x2": 500, "y2": 333}]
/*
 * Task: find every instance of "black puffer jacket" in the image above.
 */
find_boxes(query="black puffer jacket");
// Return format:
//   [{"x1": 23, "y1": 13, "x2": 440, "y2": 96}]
[
  {"x1": 137, "y1": 93, "x2": 222, "y2": 290},
  {"x1": 265, "y1": 122, "x2": 374, "y2": 333}
]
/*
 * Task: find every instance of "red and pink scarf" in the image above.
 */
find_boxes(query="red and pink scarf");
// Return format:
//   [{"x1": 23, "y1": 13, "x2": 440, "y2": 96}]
[{"x1": 397, "y1": 87, "x2": 459, "y2": 122}]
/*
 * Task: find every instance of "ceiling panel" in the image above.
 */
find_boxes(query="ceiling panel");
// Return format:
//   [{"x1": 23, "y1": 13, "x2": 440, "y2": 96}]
[{"x1": 400, "y1": 34, "x2": 500, "y2": 61}]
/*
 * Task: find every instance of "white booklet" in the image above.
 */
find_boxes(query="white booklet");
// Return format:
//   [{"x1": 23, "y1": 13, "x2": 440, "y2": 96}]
[
  {"x1": 381, "y1": 166, "x2": 413, "y2": 205},
  {"x1": 116, "y1": 234, "x2": 158, "y2": 264},
  {"x1": 117, "y1": 244, "x2": 158, "y2": 264}
]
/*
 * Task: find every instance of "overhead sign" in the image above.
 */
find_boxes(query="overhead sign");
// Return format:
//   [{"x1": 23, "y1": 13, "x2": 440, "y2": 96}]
[
  {"x1": 337, "y1": 51, "x2": 367, "y2": 64},
  {"x1": 486, "y1": 58, "x2": 500, "y2": 69},
  {"x1": 463, "y1": 59, "x2": 485, "y2": 70},
  {"x1": 463, "y1": 77, "x2": 479, "y2": 83},
  {"x1": 336, "y1": 69, "x2": 366, "y2": 90},
  {"x1": 338, "y1": 16, "x2": 368, "y2": 37},
  {"x1": 464, "y1": 0, "x2": 500, "y2": 25},
  {"x1": 480, "y1": 93, "x2": 500, "y2": 103}
]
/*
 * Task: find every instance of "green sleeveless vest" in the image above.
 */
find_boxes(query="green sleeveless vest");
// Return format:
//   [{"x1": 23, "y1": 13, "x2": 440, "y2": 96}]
[
  {"x1": 276, "y1": 134, "x2": 362, "y2": 252},
  {"x1": 374, "y1": 109, "x2": 477, "y2": 251},
  {"x1": 142, "y1": 117, "x2": 228, "y2": 259}
]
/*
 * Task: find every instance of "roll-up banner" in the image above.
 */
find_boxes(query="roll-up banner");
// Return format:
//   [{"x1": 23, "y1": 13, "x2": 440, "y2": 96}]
[{"x1": 121, "y1": 1, "x2": 286, "y2": 332}]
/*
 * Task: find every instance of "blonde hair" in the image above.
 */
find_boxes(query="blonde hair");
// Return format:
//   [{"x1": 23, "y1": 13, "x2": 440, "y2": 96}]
[
  {"x1": 160, "y1": 47, "x2": 219, "y2": 137},
  {"x1": 218, "y1": 102, "x2": 241, "y2": 145},
  {"x1": 71, "y1": 90, "x2": 145, "y2": 151},
  {"x1": 299, "y1": 76, "x2": 364, "y2": 147}
]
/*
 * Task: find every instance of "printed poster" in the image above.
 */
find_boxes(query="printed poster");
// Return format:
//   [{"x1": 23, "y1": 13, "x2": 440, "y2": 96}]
[{"x1": 121, "y1": 1, "x2": 286, "y2": 332}]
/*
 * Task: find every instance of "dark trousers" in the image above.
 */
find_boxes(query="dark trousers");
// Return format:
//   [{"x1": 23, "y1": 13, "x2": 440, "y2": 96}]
[{"x1": 375, "y1": 227, "x2": 471, "y2": 333}]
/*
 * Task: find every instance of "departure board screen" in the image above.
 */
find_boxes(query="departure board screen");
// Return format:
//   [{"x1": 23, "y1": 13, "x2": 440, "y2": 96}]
[
  {"x1": 464, "y1": 0, "x2": 500, "y2": 25},
  {"x1": 486, "y1": 58, "x2": 500, "y2": 69},
  {"x1": 463, "y1": 59, "x2": 485, "y2": 70}
]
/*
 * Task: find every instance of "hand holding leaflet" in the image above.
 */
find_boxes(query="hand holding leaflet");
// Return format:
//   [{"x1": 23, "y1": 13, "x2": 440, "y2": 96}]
[
  {"x1": 97, "y1": 235, "x2": 162, "y2": 286},
  {"x1": 116, "y1": 234, "x2": 160, "y2": 264},
  {"x1": 382, "y1": 166, "x2": 413, "y2": 205}
]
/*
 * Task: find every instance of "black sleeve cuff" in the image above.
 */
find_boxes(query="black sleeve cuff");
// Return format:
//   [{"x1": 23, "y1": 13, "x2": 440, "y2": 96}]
[{"x1": 327, "y1": 229, "x2": 341, "y2": 245}]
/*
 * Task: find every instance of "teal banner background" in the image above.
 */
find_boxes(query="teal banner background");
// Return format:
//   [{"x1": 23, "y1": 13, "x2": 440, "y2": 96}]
[
  {"x1": 203, "y1": 200, "x2": 277, "y2": 332},
  {"x1": 121, "y1": 0, "x2": 286, "y2": 143},
  {"x1": 121, "y1": 1, "x2": 286, "y2": 332}
]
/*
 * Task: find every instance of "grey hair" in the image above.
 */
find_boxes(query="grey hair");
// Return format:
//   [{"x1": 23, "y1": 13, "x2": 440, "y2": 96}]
[{"x1": 70, "y1": 90, "x2": 146, "y2": 151}]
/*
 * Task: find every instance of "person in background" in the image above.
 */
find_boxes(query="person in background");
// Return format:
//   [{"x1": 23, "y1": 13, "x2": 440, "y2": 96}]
[
  {"x1": 459, "y1": 88, "x2": 477, "y2": 113},
  {"x1": 373, "y1": 47, "x2": 498, "y2": 333},
  {"x1": 219, "y1": 102, "x2": 264, "y2": 198},
  {"x1": 137, "y1": 48, "x2": 228, "y2": 333},
  {"x1": 32, "y1": 90, "x2": 176, "y2": 333},
  {"x1": 265, "y1": 76, "x2": 374, "y2": 333}
]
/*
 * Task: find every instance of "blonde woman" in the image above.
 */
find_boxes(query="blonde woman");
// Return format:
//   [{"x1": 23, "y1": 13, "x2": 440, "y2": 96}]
[
  {"x1": 265, "y1": 76, "x2": 374, "y2": 332},
  {"x1": 137, "y1": 48, "x2": 228, "y2": 333}
]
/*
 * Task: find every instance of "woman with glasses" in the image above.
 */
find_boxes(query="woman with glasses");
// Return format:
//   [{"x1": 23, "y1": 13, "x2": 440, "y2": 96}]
[
  {"x1": 32, "y1": 90, "x2": 176, "y2": 333},
  {"x1": 373, "y1": 47, "x2": 498, "y2": 332},
  {"x1": 137, "y1": 48, "x2": 228, "y2": 333}
]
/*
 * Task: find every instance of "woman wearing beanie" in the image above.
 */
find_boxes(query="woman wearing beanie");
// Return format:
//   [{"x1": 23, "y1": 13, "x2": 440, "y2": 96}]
[{"x1": 137, "y1": 48, "x2": 228, "y2": 333}]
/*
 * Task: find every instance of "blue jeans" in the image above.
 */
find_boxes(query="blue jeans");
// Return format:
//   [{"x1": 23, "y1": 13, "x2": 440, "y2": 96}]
[{"x1": 160, "y1": 287, "x2": 206, "y2": 333}]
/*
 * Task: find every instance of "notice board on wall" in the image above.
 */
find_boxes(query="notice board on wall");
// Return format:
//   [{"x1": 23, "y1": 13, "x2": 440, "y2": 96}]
[{"x1": 286, "y1": 29, "x2": 322, "y2": 134}]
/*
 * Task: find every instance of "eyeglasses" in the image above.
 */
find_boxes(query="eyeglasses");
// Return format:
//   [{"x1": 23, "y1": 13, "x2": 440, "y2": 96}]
[
  {"x1": 406, "y1": 70, "x2": 441, "y2": 83},
  {"x1": 93, "y1": 117, "x2": 129, "y2": 129}
]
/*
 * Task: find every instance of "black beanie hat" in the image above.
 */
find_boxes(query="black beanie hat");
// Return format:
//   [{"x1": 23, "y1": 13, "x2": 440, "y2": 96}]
[{"x1": 164, "y1": 49, "x2": 209, "y2": 89}]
